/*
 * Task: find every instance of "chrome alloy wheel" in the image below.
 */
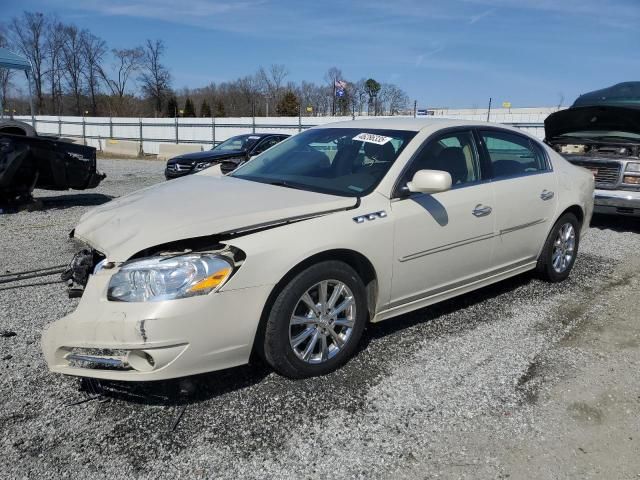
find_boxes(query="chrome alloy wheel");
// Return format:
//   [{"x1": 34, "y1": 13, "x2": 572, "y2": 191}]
[
  {"x1": 289, "y1": 280, "x2": 356, "y2": 364},
  {"x1": 552, "y1": 222, "x2": 576, "y2": 273}
]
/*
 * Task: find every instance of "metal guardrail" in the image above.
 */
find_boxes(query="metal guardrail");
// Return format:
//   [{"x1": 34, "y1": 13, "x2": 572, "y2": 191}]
[{"x1": 16, "y1": 116, "x2": 545, "y2": 149}]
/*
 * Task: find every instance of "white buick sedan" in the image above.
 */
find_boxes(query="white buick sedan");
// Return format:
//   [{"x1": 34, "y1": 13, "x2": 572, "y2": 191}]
[{"x1": 43, "y1": 119, "x2": 594, "y2": 381}]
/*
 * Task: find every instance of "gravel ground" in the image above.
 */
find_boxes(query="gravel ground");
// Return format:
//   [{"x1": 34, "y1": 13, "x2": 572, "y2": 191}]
[{"x1": 1, "y1": 159, "x2": 639, "y2": 479}]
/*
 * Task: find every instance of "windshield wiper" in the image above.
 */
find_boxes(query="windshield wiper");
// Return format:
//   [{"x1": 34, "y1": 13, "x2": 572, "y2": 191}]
[{"x1": 267, "y1": 179, "x2": 305, "y2": 191}]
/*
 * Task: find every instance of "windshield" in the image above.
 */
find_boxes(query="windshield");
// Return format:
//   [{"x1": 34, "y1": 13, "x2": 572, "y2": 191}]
[
  {"x1": 231, "y1": 128, "x2": 417, "y2": 197},
  {"x1": 213, "y1": 134, "x2": 261, "y2": 152}
]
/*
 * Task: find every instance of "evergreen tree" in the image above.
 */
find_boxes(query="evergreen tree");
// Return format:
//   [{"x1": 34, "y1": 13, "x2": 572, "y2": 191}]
[
  {"x1": 165, "y1": 95, "x2": 178, "y2": 117},
  {"x1": 276, "y1": 90, "x2": 299, "y2": 117},
  {"x1": 200, "y1": 99, "x2": 212, "y2": 117},
  {"x1": 214, "y1": 99, "x2": 226, "y2": 117},
  {"x1": 183, "y1": 97, "x2": 196, "y2": 117}
]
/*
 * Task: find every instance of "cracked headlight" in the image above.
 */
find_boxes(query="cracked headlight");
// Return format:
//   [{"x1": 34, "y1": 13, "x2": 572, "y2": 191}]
[{"x1": 107, "y1": 254, "x2": 233, "y2": 302}]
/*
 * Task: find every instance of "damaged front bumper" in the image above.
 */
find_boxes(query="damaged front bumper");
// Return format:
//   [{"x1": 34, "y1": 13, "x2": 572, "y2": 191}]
[{"x1": 42, "y1": 269, "x2": 272, "y2": 381}]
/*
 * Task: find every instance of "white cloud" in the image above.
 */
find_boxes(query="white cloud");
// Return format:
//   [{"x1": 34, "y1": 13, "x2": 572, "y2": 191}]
[{"x1": 469, "y1": 8, "x2": 494, "y2": 24}]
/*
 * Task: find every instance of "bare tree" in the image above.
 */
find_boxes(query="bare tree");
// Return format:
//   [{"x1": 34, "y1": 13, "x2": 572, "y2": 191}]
[
  {"x1": 9, "y1": 11, "x2": 48, "y2": 112},
  {"x1": 257, "y1": 64, "x2": 288, "y2": 114},
  {"x1": 0, "y1": 28, "x2": 13, "y2": 113},
  {"x1": 237, "y1": 74, "x2": 260, "y2": 111},
  {"x1": 351, "y1": 78, "x2": 367, "y2": 116},
  {"x1": 139, "y1": 39, "x2": 171, "y2": 116},
  {"x1": 100, "y1": 47, "x2": 144, "y2": 101},
  {"x1": 380, "y1": 83, "x2": 408, "y2": 115},
  {"x1": 81, "y1": 32, "x2": 106, "y2": 116},
  {"x1": 324, "y1": 67, "x2": 343, "y2": 115},
  {"x1": 61, "y1": 25, "x2": 86, "y2": 115},
  {"x1": 44, "y1": 20, "x2": 65, "y2": 115}
]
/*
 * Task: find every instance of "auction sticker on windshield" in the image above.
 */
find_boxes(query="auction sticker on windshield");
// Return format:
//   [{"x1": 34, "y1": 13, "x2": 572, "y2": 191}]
[{"x1": 352, "y1": 132, "x2": 393, "y2": 145}]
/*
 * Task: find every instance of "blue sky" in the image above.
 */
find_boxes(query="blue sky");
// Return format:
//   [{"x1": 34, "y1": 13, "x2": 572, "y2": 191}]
[{"x1": 5, "y1": 0, "x2": 640, "y2": 108}]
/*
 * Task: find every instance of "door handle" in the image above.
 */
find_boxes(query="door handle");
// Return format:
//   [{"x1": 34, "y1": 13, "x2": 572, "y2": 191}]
[
  {"x1": 472, "y1": 204, "x2": 492, "y2": 217},
  {"x1": 540, "y1": 190, "x2": 555, "y2": 201}
]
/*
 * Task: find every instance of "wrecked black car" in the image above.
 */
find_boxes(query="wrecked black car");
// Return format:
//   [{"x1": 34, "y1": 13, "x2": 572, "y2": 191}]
[
  {"x1": 545, "y1": 82, "x2": 640, "y2": 216},
  {"x1": 0, "y1": 125, "x2": 105, "y2": 203},
  {"x1": 0, "y1": 48, "x2": 105, "y2": 205}
]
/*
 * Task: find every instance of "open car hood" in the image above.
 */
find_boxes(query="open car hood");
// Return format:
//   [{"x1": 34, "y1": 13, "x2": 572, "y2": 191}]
[
  {"x1": 545, "y1": 105, "x2": 640, "y2": 142},
  {"x1": 74, "y1": 175, "x2": 357, "y2": 261}
]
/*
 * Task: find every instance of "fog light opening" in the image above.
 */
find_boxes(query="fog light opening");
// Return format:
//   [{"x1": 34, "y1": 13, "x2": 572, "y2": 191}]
[{"x1": 126, "y1": 350, "x2": 156, "y2": 372}]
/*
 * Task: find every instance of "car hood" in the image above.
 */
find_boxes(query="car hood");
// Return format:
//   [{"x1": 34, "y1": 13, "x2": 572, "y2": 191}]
[
  {"x1": 168, "y1": 149, "x2": 245, "y2": 163},
  {"x1": 545, "y1": 105, "x2": 640, "y2": 142},
  {"x1": 74, "y1": 175, "x2": 356, "y2": 261}
]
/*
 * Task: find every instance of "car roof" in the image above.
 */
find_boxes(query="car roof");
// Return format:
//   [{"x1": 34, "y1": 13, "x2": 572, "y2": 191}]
[
  {"x1": 313, "y1": 117, "x2": 508, "y2": 133},
  {"x1": 242, "y1": 133, "x2": 290, "y2": 138}
]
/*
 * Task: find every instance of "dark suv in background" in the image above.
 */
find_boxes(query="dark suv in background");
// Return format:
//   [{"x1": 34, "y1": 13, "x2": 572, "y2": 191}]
[{"x1": 165, "y1": 133, "x2": 289, "y2": 179}]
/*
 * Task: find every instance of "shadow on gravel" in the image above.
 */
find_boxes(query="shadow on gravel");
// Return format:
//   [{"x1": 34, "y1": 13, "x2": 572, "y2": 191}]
[
  {"x1": 0, "y1": 193, "x2": 113, "y2": 214},
  {"x1": 590, "y1": 213, "x2": 640, "y2": 233},
  {"x1": 35, "y1": 193, "x2": 114, "y2": 210},
  {"x1": 89, "y1": 363, "x2": 271, "y2": 408}
]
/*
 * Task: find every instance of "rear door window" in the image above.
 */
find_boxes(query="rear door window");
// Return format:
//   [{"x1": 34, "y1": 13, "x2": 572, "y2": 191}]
[{"x1": 480, "y1": 130, "x2": 548, "y2": 178}]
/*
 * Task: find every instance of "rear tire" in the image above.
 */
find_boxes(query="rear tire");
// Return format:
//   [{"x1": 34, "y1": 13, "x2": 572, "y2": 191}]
[
  {"x1": 536, "y1": 213, "x2": 580, "y2": 282},
  {"x1": 262, "y1": 261, "x2": 367, "y2": 379}
]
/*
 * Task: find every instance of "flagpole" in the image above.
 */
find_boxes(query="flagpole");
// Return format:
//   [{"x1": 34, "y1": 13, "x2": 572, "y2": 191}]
[{"x1": 332, "y1": 80, "x2": 336, "y2": 116}]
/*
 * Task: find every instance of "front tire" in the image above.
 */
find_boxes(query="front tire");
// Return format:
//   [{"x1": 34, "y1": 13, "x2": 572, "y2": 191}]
[
  {"x1": 536, "y1": 212, "x2": 580, "y2": 282},
  {"x1": 262, "y1": 261, "x2": 367, "y2": 379}
]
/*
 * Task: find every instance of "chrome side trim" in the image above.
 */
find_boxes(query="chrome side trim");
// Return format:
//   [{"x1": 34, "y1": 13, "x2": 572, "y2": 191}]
[
  {"x1": 499, "y1": 218, "x2": 545, "y2": 235},
  {"x1": 399, "y1": 218, "x2": 546, "y2": 263},
  {"x1": 388, "y1": 257, "x2": 537, "y2": 310},
  {"x1": 399, "y1": 232, "x2": 495, "y2": 262},
  {"x1": 353, "y1": 210, "x2": 387, "y2": 223}
]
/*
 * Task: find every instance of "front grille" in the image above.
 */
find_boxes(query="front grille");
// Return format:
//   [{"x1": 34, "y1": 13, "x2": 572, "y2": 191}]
[
  {"x1": 167, "y1": 162, "x2": 193, "y2": 173},
  {"x1": 65, "y1": 348, "x2": 131, "y2": 370},
  {"x1": 571, "y1": 161, "x2": 621, "y2": 185}
]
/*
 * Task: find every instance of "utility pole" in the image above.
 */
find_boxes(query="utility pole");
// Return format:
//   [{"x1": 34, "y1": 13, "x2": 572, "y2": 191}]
[{"x1": 486, "y1": 97, "x2": 492, "y2": 122}]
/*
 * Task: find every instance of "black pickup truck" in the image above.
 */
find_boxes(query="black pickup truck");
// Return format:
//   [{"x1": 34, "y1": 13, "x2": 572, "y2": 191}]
[
  {"x1": 545, "y1": 82, "x2": 640, "y2": 217},
  {"x1": 0, "y1": 120, "x2": 105, "y2": 204}
]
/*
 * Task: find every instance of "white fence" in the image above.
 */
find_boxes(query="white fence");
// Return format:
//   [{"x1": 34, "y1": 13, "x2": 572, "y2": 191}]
[{"x1": 14, "y1": 107, "x2": 556, "y2": 155}]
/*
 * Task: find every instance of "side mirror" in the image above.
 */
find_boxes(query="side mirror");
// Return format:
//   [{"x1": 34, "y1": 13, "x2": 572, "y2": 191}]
[{"x1": 407, "y1": 169, "x2": 452, "y2": 194}]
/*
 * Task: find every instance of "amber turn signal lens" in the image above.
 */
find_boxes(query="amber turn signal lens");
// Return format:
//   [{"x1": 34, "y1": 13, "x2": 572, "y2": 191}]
[
  {"x1": 623, "y1": 176, "x2": 640, "y2": 185},
  {"x1": 188, "y1": 267, "x2": 232, "y2": 292}
]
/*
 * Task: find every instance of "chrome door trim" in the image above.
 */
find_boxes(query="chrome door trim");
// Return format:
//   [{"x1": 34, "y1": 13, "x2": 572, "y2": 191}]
[
  {"x1": 399, "y1": 218, "x2": 546, "y2": 263},
  {"x1": 387, "y1": 257, "x2": 537, "y2": 309},
  {"x1": 399, "y1": 232, "x2": 495, "y2": 262},
  {"x1": 499, "y1": 218, "x2": 546, "y2": 235}
]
